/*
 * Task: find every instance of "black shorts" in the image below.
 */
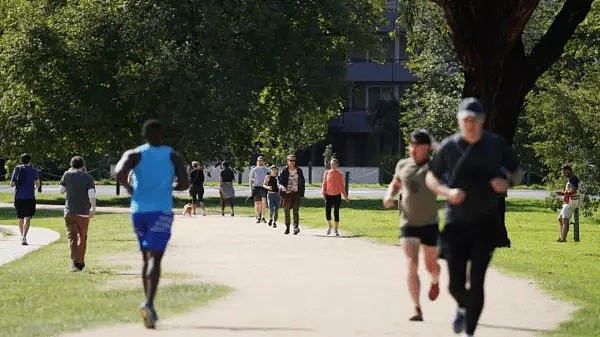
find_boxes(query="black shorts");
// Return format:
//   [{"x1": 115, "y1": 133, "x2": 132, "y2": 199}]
[
  {"x1": 400, "y1": 224, "x2": 439, "y2": 246},
  {"x1": 14, "y1": 199, "x2": 36, "y2": 218},
  {"x1": 189, "y1": 186, "x2": 204, "y2": 204},
  {"x1": 252, "y1": 187, "x2": 267, "y2": 201}
]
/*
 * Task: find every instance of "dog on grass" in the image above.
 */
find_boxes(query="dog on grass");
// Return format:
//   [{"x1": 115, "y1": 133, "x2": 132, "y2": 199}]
[{"x1": 182, "y1": 203, "x2": 194, "y2": 217}]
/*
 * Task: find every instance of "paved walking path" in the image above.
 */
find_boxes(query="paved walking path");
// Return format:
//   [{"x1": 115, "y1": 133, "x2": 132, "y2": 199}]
[
  {"x1": 56, "y1": 214, "x2": 574, "y2": 337},
  {"x1": 0, "y1": 225, "x2": 60, "y2": 266}
]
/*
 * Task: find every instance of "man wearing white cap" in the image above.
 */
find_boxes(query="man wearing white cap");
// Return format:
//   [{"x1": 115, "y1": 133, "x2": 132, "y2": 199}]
[{"x1": 425, "y1": 97, "x2": 523, "y2": 337}]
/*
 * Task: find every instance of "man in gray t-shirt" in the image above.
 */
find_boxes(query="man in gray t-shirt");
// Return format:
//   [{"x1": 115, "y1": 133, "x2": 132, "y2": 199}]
[
  {"x1": 59, "y1": 156, "x2": 96, "y2": 272},
  {"x1": 383, "y1": 129, "x2": 440, "y2": 322}
]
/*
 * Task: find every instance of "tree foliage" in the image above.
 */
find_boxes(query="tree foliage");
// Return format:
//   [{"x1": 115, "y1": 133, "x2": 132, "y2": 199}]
[
  {"x1": 398, "y1": 0, "x2": 594, "y2": 146},
  {"x1": 526, "y1": 1, "x2": 600, "y2": 204},
  {"x1": 0, "y1": 0, "x2": 383, "y2": 168}
]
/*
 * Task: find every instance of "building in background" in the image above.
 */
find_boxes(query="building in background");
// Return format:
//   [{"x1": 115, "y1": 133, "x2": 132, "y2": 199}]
[{"x1": 297, "y1": 1, "x2": 416, "y2": 167}]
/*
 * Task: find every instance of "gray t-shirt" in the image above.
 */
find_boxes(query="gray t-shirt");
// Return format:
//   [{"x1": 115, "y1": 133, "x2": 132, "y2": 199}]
[
  {"x1": 60, "y1": 170, "x2": 96, "y2": 215},
  {"x1": 394, "y1": 158, "x2": 438, "y2": 227},
  {"x1": 250, "y1": 166, "x2": 269, "y2": 187}
]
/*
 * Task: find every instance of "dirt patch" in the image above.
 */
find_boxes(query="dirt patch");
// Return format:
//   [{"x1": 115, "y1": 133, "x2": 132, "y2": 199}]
[
  {"x1": 97, "y1": 253, "x2": 205, "y2": 292},
  {"x1": 0, "y1": 226, "x2": 14, "y2": 240}
]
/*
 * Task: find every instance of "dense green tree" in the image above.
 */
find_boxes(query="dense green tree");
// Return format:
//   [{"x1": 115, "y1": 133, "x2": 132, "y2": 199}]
[
  {"x1": 399, "y1": 0, "x2": 595, "y2": 144},
  {"x1": 526, "y1": 1, "x2": 600, "y2": 198},
  {"x1": 0, "y1": 0, "x2": 383, "y2": 168}
]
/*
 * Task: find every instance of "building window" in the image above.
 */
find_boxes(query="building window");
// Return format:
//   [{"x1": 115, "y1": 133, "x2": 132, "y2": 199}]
[
  {"x1": 382, "y1": 36, "x2": 395, "y2": 62},
  {"x1": 351, "y1": 85, "x2": 367, "y2": 111},
  {"x1": 398, "y1": 33, "x2": 408, "y2": 60},
  {"x1": 368, "y1": 87, "x2": 381, "y2": 112},
  {"x1": 381, "y1": 86, "x2": 396, "y2": 101}
]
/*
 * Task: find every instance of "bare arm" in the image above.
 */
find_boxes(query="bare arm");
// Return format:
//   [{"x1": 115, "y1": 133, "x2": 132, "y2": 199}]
[
  {"x1": 426, "y1": 171, "x2": 465, "y2": 205},
  {"x1": 249, "y1": 169, "x2": 255, "y2": 187},
  {"x1": 9, "y1": 168, "x2": 16, "y2": 187},
  {"x1": 115, "y1": 150, "x2": 141, "y2": 195},
  {"x1": 88, "y1": 188, "x2": 96, "y2": 217},
  {"x1": 171, "y1": 151, "x2": 190, "y2": 191},
  {"x1": 263, "y1": 175, "x2": 271, "y2": 190},
  {"x1": 383, "y1": 178, "x2": 401, "y2": 208},
  {"x1": 426, "y1": 171, "x2": 450, "y2": 197}
]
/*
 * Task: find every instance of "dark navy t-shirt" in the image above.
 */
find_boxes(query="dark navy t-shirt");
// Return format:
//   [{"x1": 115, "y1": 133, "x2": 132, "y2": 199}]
[
  {"x1": 220, "y1": 168, "x2": 235, "y2": 183},
  {"x1": 11, "y1": 165, "x2": 39, "y2": 200},
  {"x1": 429, "y1": 132, "x2": 520, "y2": 224}
]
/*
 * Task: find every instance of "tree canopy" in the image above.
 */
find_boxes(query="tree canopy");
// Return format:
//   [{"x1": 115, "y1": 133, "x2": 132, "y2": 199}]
[
  {"x1": 0, "y1": 0, "x2": 383, "y2": 167},
  {"x1": 399, "y1": 0, "x2": 595, "y2": 144}
]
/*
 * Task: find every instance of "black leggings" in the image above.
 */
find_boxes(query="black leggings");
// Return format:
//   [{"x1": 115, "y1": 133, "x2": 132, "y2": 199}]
[
  {"x1": 442, "y1": 224, "x2": 494, "y2": 336},
  {"x1": 325, "y1": 194, "x2": 342, "y2": 222}
]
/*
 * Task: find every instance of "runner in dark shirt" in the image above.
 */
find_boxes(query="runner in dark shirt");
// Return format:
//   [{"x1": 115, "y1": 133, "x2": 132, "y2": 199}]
[
  {"x1": 426, "y1": 98, "x2": 523, "y2": 337},
  {"x1": 189, "y1": 161, "x2": 206, "y2": 216},
  {"x1": 219, "y1": 161, "x2": 235, "y2": 216}
]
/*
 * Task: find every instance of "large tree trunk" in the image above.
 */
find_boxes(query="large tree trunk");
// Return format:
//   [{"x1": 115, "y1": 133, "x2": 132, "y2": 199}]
[{"x1": 434, "y1": 0, "x2": 594, "y2": 145}]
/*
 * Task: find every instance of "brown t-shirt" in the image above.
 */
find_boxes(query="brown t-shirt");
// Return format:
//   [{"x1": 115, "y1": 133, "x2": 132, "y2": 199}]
[{"x1": 394, "y1": 158, "x2": 438, "y2": 227}]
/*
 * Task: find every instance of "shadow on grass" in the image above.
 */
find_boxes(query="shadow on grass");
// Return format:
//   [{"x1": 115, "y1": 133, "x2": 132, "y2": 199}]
[{"x1": 0, "y1": 208, "x2": 63, "y2": 219}]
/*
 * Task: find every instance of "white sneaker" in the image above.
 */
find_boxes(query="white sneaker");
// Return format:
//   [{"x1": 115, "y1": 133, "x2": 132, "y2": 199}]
[
  {"x1": 21, "y1": 237, "x2": 28, "y2": 246},
  {"x1": 326, "y1": 226, "x2": 332, "y2": 235}
]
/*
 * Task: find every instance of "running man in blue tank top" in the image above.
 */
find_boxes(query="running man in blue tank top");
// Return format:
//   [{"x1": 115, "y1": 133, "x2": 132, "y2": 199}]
[{"x1": 115, "y1": 119, "x2": 189, "y2": 329}]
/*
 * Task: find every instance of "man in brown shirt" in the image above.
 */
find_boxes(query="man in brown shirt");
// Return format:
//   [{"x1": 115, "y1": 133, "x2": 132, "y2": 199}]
[{"x1": 384, "y1": 129, "x2": 441, "y2": 322}]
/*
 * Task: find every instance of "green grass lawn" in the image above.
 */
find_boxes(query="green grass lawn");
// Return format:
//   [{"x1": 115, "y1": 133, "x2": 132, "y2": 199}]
[
  {"x1": 1, "y1": 197, "x2": 597, "y2": 336},
  {"x1": 302, "y1": 198, "x2": 600, "y2": 337},
  {"x1": 0, "y1": 209, "x2": 231, "y2": 337}
]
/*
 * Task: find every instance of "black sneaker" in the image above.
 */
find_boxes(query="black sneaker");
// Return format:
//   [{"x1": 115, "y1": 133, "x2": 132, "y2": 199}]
[
  {"x1": 284, "y1": 226, "x2": 290, "y2": 235},
  {"x1": 452, "y1": 307, "x2": 466, "y2": 334},
  {"x1": 268, "y1": 219, "x2": 273, "y2": 226},
  {"x1": 273, "y1": 222, "x2": 277, "y2": 228},
  {"x1": 409, "y1": 306, "x2": 423, "y2": 321},
  {"x1": 77, "y1": 262, "x2": 86, "y2": 271},
  {"x1": 261, "y1": 217, "x2": 267, "y2": 223},
  {"x1": 293, "y1": 227, "x2": 300, "y2": 235}
]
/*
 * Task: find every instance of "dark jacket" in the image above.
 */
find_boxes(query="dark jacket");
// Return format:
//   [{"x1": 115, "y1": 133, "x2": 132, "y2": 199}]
[{"x1": 278, "y1": 166, "x2": 305, "y2": 197}]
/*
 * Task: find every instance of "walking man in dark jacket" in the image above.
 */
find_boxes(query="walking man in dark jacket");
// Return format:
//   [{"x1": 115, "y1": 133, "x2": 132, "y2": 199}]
[{"x1": 278, "y1": 155, "x2": 305, "y2": 235}]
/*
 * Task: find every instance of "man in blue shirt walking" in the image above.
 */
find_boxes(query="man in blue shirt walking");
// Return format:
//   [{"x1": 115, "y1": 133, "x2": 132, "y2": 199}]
[
  {"x1": 115, "y1": 120, "x2": 189, "y2": 329},
  {"x1": 10, "y1": 153, "x2": 41, "y2": 246}
]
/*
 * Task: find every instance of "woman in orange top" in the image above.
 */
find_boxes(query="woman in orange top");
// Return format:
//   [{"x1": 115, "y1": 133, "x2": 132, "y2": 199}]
[{"x1": 321, "y1": 158, "x2": 350, "y2": 236}]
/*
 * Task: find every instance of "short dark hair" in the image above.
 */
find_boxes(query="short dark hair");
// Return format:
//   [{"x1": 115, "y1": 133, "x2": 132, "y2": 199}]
[
  {"x1": 70, "y1": 156, "x2": 85, "y2": 169},
  {"x1": 142, "y1": 119, "x2": 164, "y2": 144},
  {"x1": 222, "y1": 161, "x2": 230, "y2": 168},
  {"x1": 562, "y1": 165, "x2": 572, "y2": 171},
  {"x1": 410, "y1": 129, "x2": 432, "y2": 145},
  {"x1": 20, "y1": 153, "x2": 31, "y2": 165}
]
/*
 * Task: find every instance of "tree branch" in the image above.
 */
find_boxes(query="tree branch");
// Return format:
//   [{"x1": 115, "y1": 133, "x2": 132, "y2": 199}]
[
  {"x1": 501, "y1": 0, "x2": 540, "y2": 47},
  {"x1": 524, "y1": 0, "x2": 594, "y2": 92}
]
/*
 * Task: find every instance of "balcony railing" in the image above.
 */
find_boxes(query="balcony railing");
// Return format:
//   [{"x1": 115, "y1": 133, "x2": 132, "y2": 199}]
[{"x1": 329, "y1": 110, "x2": 373, "y2": 133}]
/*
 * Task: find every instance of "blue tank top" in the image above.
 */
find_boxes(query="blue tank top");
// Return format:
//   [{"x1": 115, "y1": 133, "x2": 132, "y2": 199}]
[{"x1": 131, "y1": 144, "x2": 175, "y2": 213}]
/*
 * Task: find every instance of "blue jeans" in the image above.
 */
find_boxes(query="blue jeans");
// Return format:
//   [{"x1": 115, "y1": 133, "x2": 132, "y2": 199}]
[{"x1": 267, "y1": 192, "x2": 280, "y2": 222}]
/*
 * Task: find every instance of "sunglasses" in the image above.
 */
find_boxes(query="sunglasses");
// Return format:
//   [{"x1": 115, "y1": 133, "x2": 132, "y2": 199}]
[{"x1": 288, "y1": 159, "x2": 296, "y2": 162}]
